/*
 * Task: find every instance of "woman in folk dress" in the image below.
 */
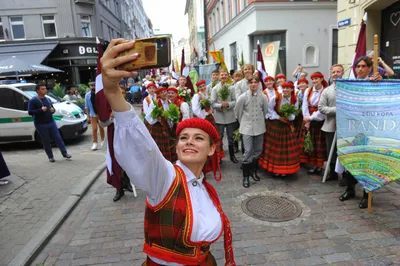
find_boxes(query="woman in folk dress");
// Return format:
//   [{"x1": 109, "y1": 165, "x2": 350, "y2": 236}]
[
  {"x1": 300, "y1": 72, "x2": 328, "y2": 174},
  {"x1": 258, "y1": 82, "x2": 300, "y2": 177},
  {"x1": 100, "y1": 39, "x2": 235, "y2": 266},
  {"x1": 191, "y1": 80, "x2": 225, "y2": 161}
]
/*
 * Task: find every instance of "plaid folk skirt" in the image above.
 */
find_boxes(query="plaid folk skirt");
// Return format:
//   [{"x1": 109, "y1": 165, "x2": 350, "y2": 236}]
[
  {"x1": 300, "y1": 120, "x2": 327, "y2": 167},
  {"x1": 258, "y1": 120, "x2": 300, "y2": 174},
  {"x1": 142, "y1": 253, "x2": 217, "y2": 266},
  {"x1": 205, "y1": 114, "x2": 225, "y2": 159},
  {"x1": 147, "y1": 121, "x2": 175, "y2": 163}
]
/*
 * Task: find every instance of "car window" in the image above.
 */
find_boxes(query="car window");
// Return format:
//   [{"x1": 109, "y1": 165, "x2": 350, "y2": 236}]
[
  {"x1": 24, "y1": 91, "x2": 58, "y2": 104},
  {"x1": 0, "y1": 88, "x2": 27, "y2": 111}
]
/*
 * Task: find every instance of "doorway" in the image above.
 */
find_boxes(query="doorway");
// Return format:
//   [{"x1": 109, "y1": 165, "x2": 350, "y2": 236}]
[{"x1": 381, "y1": 1, "x2": 400, "y2": 77}]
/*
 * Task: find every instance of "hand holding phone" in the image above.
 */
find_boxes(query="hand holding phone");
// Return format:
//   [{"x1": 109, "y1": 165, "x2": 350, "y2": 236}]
[{"x1": 117, "y1": 36, "x2": 171, "y2": 71}]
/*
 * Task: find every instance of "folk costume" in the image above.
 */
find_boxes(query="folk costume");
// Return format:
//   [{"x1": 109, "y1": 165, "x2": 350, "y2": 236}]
[
  {"x1": 142, "y1": 83, "x2": 158, "y2": 115},
  {"x1": 275, "y1": 74, "x2": 287, "y2": 93},
  {"x1": 300, "y1": 73, "x2": 328, "y2": 172},
  {"x1": 235, "y1": 88, "x2": 269, "y2": 188},
  {"x1": 211, "y1": 82, "x2": 238, "y2": 163},
  {"x1": 167, "y1": 87, "x2": 190, "y2": 121},
  {"x1": 145, "y1": 87, "x2": 175, "y2": 162},
  {"x1": 258, "y1": 82, "x2": 300, "y2": 175},
  {"x1": 294, "y1": 78, "x2": 308, "y2": 151},
  {"x1": 191, "y1": 80, "x2": 225, "y2": 160},
  {"x1": 113, "y1": 110, "x2": 236, "y2": 265},
  {"x1": 263, "y1": 77, "x2": 279, "y2": 104}
]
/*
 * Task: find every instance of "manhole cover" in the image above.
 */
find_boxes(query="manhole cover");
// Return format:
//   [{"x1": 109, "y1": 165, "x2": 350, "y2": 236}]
[{"x1": 241, "y1": 195, "x2": 302, "y2": 222}]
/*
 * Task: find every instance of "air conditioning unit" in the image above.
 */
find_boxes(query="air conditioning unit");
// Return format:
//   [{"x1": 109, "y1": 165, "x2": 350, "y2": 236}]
[{"x1": 64, "y1": 33, "x2": 76, "y2": 38}]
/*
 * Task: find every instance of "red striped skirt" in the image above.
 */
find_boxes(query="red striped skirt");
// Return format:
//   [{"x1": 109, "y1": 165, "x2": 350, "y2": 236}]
[
  {"x1": 205, "y1": 114, "x2": 225, "y2": 159},
  {"x1": 258, "y1": 119, "x2": 300, "y2": 174},
  {"x1": 147, "y1": 121, "x2": 175, "y2": 162},
  {"x1": 300, "y1": 120, "x2": 327, "y2": 167}
]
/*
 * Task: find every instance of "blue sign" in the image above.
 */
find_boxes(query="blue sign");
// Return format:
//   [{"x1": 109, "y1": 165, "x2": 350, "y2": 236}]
[{"x1": 338, "y1": 18, "x2": 351, "y2": 28}]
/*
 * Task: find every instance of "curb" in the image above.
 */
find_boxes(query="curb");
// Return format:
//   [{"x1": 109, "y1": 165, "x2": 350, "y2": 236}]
[
  {"x1": 8, "y1": 162, "x2": 107, "y2": 266},
  {"x1": 386, "y1": 182, "x2": 400, "y2": 195}
]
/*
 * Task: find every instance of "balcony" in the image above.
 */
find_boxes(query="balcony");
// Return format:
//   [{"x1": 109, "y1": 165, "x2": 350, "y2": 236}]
[{"x1": 75, "y1": 0, "x2": 95, "y2": 4}]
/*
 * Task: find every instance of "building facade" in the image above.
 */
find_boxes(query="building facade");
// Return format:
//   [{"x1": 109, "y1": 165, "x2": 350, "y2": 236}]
[
  {"x1": 185, "y1": 0, "x2": 206, "y2": 65},
  {"x1": 338, "y1": 0, "x2": 400, "y2": 76},
  {"x1": 174, "y1": 38, "x2": 191, "y2": 70},
  {"x1": 206, "y1": 0, "x2": 338, "y2": 78},
  {"x1": 0, "y1": 0, "x2": 152, "y2": 85}
]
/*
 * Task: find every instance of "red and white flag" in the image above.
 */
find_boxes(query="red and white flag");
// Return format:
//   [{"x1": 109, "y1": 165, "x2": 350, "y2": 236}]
[
  {"x1": 350, "y1": 13, "x2": 367, "y2": 78},
  {"x1": 181, "y1": 49, "x2": 195, "y2": 96},
  {"x1": 256, "y1": 40, "x2": 267, "y2": 90},
  {"x1": 95, "y1": 37, "x2": 122, "y2": 191},
  {"x1": 172, "y1": 60, "x2": 179, "y2": 80}
]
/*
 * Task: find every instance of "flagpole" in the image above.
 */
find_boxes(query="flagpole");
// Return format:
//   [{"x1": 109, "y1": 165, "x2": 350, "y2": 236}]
[
  {"x1": 322, "y1": 131, "x2": 336, "y2": 183},
  {"x1": 373, "y1": 34, "x2": 379, "y2": 74}
]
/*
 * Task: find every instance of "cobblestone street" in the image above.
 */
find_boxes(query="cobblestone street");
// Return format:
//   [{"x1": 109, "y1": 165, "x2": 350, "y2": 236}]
[
  {"x1": 0, "y1": 128, "x2": 106, "y2": 266},
  {"x1": 32, "y1": 151, "x2": 400, "y2": 266}
]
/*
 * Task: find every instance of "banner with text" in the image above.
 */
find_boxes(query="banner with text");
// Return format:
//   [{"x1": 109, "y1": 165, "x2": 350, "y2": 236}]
[
  {"x1": 195, "y1": 63, "x2": 220, "y2": 85},
  {"x1": 261, "y1": 41, "x2": 280, "y2": 78},
  {"x1": 337, "y1": 79, "x2": 400, "y2": 192}
]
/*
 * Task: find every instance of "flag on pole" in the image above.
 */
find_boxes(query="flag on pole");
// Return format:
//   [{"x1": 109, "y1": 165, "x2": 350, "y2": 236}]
[
  {"x1": 194, "y1": 47, "x2": 198, "y2": 58},
  {"x1": 350, "y1": 13, "x2": 367, "y2": 78},
  {"x1": 181, "y1": 48, "x2": 194, "y2": 96},
  {"x1": 94, "y1": 37, "x2": 122, "y2": 191},
  {"x1": 209, "y1": 50, "x2": 232, "y2": 84},
  {"x1": 172, "y1": 60, "x2": 179, "y2": 80},
  {"x1": 256, "y1": 40, "x2": 268, "y2": 89}
]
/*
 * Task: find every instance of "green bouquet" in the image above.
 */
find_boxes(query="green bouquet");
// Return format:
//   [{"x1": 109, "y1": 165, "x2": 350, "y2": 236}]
[
  {"x1": 304, "y1": 131, "x2": 314, "y2": 154},
  {"x1": 150, "y1": 100, "x2": 163, "y2": 120},
  {"x1": 218, "y1": 85, "x2": 230, "y2": 112},
  {"x1": 233, "y1": 129, "x2": 241, "y2": 143},
  {"x1": 280, "y1": 103, "x2": 299, "y2": 118},
  {"x1": 162, "y1": 104, "x2": 181, "y2": 123},
  {"x1": 200, "y1": 98, "x2": 211, "y2": 110}
]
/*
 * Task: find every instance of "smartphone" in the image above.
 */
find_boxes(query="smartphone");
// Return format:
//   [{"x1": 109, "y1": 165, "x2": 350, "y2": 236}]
[{"x1": 117, "y1": 36, "x2": 171, "y2": 71}]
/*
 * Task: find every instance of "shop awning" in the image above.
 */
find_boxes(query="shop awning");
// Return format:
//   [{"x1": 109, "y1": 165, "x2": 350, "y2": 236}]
[{"x1": 0, "y1": 41, "x2": 59, "y2": 64}]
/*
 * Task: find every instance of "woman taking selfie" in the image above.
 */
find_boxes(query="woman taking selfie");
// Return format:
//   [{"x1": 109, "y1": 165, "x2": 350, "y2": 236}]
[{"x1": 100, "y1": 39, "x2": 235, "y2": 266}]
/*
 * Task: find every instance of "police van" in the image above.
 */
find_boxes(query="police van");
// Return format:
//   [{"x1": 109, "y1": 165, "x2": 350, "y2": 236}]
[{"x1": 0, "y1": 82, "x2": 88, "y2": 144}]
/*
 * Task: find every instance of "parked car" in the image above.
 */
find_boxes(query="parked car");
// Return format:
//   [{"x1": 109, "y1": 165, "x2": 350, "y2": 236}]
[{"x1": 0, "y1": 82, "x2": 88, "y2": 144}]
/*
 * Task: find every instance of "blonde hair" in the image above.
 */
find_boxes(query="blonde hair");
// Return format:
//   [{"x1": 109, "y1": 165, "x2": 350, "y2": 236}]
[
  {"x1": 242, "y1": 64, "x2": 255, "y2": 73},
  {"x1": 330, "y1": 64, "x2": 344, "y2": 72}
]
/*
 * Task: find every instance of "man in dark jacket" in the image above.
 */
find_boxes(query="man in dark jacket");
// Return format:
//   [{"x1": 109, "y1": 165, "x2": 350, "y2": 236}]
[{"x1": 28, "y1": 82, "x2": 71, "y2": 162}]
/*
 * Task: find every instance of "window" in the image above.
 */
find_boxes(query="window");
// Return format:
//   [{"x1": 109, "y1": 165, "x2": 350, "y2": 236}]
[
  {"x1": 220, "y1": 1, "x2": 225, "y2": 26},
  {"x1": 216, "y1": 9, "x2": 220, "y2": 32},
  {"x1": 227, "y1": 0, "x2": 231, "y2": 22},
  {"x1": 0, "y1": 88, "x2": 27, "y2": 111},
  {"x1": 332, "y1": 28, "x2": 338, "y2": 65},
  {"x1": 304, "y1": 44, "x2": 319, "y2": 66},
  {"x1": 42, "y1": 15, "x2": 57, "y2": 38},
  {"x1": 81, "y1": 15, "x2": 92, "y2": 37},
  {"x1": 230, "y1": 42, "x2": 237, "y2": 70},
  {"x1": 10, "y1": 16, "x2": 25, "y2": 40},
  {"x1": 0, "y1": 18, "x2": 4, "y2": 40}
]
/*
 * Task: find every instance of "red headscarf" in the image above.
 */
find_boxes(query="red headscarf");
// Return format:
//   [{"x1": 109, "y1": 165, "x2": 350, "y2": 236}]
[
  {"x1": 310, "y1": 72, "x2": 329, "y2": 88},
  {"x1": 281, "y1": 82, "x2": 296, "y2": 105}
]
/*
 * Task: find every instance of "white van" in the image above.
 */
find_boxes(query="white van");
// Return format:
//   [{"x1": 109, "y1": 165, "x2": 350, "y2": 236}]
[{"x1": 0, "y1": 82, "x2": 88, "y2": 144}]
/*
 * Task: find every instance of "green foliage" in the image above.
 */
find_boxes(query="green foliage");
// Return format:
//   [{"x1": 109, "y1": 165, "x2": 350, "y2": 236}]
[
  {"x1": 218, "y1": 85, "x2": 230, "y2": 101},
  {"x1": 200, "y1": 98, "x2": 211, "y2": 109},
  {"x1": 304, "y1": 131, "x2": 314, "y2": 154},
  {"x1": 280, "y1": 103, "x2": 299, "y2": 118},
  {"x1": 52, "y1": 83, "x2": 65, "y2": 98},
  {"x1": 162, "y1": 104, "x2": 181, "y2": 123},
  {"x1": 140, "y1": 113, "x2": 146, "y2": 121},
  {"x1": 211, "y1": 80, "x2": 217, "y2": 88},
  {"x1": 233, "y1": 129, "x2": 241, "y2": 143},
  {"x1": 150, "y1": 100, "x2": 163, "y2": 120},
  {"x1": 77, "y1": 83, "x2": 89, "y2": 96}
]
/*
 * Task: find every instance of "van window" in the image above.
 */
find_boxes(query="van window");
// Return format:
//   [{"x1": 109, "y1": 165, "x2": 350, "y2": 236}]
[{"x1": 0, "y1": 88, "x2": 28, "y2": 110}]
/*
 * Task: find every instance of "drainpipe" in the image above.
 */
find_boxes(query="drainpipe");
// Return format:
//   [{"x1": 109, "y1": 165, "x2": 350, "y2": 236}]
[{"x1": 203, "y1": 0, "x2": 209, "y2": 64}]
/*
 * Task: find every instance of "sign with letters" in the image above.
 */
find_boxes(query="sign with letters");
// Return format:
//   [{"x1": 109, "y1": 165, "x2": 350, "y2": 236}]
[
  {"x1": 338, "y1": 18, "x2": 351, "y2": 28},
  {"x1": 336, "y1": 79, "x2": 400, "y2": 192}
]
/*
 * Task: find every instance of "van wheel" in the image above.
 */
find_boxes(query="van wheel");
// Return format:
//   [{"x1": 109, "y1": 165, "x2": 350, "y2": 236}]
[{"x1": 34, "y1": 131, "x2": 43, "y2": 147}]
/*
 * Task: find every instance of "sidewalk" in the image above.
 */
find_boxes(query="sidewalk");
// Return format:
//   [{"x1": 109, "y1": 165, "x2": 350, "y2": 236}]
[
  {"x1": 0, "y1": 129, "x2": 106, "y2": 266},
  {"x1": 33, "y1": 154, "x2": 400, "y2": 266}
]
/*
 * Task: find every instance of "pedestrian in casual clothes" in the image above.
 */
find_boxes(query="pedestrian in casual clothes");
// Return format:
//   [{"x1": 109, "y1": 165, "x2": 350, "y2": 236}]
[
  {"x1": 211, "y1": 69, "x2": 238, "y2": 163},
  {"x1": 235, "y1": 75, "x2": 269, "y2": 188},
  {"x1": 85, "y1": 82, "x2": 105, "y2": 151},
  {"x1": 28, "y1": 83, "x2": 71, "y2": 162}
]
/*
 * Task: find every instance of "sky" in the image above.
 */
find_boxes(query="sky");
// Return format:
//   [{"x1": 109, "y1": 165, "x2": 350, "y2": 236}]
[{"x1": 142, "y1": 0, "x2": 189, "y2": 45}]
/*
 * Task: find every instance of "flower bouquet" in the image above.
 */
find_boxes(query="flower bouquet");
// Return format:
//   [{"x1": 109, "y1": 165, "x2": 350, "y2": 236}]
[
  {"x1": 200, "y1": 98, "x2": 211, "y2": 111},
  {"x1": 280, "y1": 103, "x2": 299, "y2": 119},
  {"x1": 150, "y1": 100, "x2": 163, "y2": 120},
  {"x1": 178, "y1": 87, "x2": 192, "y2": 102},
  {"x1": 218, "y1": 85, "x2": 230, "y2": 112}
]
